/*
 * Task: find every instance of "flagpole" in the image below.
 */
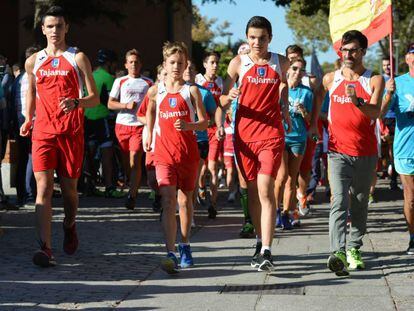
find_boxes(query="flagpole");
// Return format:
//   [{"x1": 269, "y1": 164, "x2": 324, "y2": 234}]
[{"x1": 389, "y1": 4, "x2": 394, "y2": 79}]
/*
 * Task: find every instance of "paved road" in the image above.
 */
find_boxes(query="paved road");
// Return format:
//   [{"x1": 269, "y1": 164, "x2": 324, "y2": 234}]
[{"x1": 0, "y1": 168, "x2": 413, "y2": 310}]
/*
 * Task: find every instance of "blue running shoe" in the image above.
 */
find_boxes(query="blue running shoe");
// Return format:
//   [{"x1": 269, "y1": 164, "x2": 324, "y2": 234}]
[
  {"x1": 161, "y1": 252, "x2": 179, "y2": 274},
  {"x1": 275, "y1": 209, "x2": 282, "y2": 228},
  {"x1": 281, "y1": 212, "x2": 292, "y2": 230},
  {"x1": 178, "y1": 244, "x2": 194, "y2": 268}
]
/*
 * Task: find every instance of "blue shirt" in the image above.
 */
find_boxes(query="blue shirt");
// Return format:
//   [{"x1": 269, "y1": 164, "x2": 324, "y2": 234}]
[
  {"x1": 321, "y1": 92, "x2": 330, "y2": 114},
  {"x1": 391, "y1": 73, "x2": 414, "y2": 159},
  {"x1": 383, "y1": 74, "x2": 396, "y2": 119},
  {"x1": 195, "y1": 84, "x2": 216, "y2": 142},
  {"x1": 285, "y1": 84, "x2": 313, "y2": 142}
]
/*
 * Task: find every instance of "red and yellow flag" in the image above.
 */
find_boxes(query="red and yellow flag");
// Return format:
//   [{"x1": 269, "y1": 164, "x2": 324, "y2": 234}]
[{"x1": 329, "y1": 0, "x2": 392, "y2": 52}]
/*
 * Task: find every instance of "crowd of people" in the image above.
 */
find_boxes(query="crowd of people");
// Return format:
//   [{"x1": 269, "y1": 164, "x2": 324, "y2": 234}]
[{"x1": 0, "y1": 6, "x2": 413, "y2": 277}]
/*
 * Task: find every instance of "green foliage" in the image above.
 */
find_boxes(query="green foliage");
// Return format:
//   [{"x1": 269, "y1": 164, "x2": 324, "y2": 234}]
[{"x1": 285, "y1": 2, "x2": 330, "y2": 55}]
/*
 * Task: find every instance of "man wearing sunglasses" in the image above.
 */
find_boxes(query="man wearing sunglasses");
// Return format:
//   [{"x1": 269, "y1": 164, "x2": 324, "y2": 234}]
[
  {"x1": 322, "y1": 30, "x2": 384, "y2": 276},
  {"x1": 381, "y1": 43, "x2": 414, "y2": 255}
]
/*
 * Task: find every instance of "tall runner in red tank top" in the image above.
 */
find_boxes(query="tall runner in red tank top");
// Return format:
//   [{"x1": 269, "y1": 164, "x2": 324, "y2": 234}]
[
  {"x1": 323, "y1": 30, "x2": 384, "y2": 276},
  {"x1": 145, "y1": 42, "x2": 207, "y2": 274},
  {"x1": 195, "y1": 51, "x2": 223, "y2": 218},
  {"x1": 20, "y1": 6, "x2": 99, "y2": 268},
  {"x1": 217, "y1": 16, "x2": 292, "y2": 272}
]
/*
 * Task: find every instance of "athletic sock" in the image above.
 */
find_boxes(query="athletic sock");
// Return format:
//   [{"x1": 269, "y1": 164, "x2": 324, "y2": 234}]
[
  {"x1": 179, "y1": 242, "x2": 190, "y2": 247},
  {"x1": 410, "y1": 233, "x2": 414, "y2": 242},
  {"x1": 239, "y1": 187, "x2": 249, "y2": 220},
  {"x1": 260, "y1": 245, "x2": 271, "y2": 254}
]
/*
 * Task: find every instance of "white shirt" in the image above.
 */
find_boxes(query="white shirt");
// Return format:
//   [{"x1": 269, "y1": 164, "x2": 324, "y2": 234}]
[{"x1": 110, "y1": 75, "x2": 152, "y2": 126}]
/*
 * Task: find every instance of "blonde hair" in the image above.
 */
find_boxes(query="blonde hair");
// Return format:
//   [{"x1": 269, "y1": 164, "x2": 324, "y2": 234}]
[
  {"x1": 125, "y1": 49, "x2": 141, "y2": 62},
  {"x1": 162, "y1": 41, "x2": 188, "y2": 61},
  {"x1": 156, "y1": 64, "x2": 164, "y2": 75}
]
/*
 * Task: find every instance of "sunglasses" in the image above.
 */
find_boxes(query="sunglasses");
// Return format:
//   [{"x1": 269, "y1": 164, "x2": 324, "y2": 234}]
[{"x1": 291, "y1": 66, "x2": 306, "y2": 72}]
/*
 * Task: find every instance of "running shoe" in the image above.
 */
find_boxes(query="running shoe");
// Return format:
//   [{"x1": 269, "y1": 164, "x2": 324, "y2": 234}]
[
  {"x1": 208, "y1": 204, "x2": 217, "y2": 219},
  {"x1": 161, "y1": 252, "x2": 179, "y2": 274},
  {"x1": 275, "y1": 209, "x2": 282, "y2": 228},
  {"x1": 257, "y1": 249, "x2": 274, "y2": 272},
  {"x1": 33, "y1": 244, "x2": 57, "y2": 267},
  {"x1": 239, "y1": 222, "x2": 255, "y2": 238},
  {"x1": 148, "y1": 190, "x2": 155, "y2": 200},
  {"x1": 125, "y1": 194, "x2": 136, "y2": 210},
  {"x1": 297, "y1": 195, "x2": 310, "y2": 216},
  {"x1": 281, "y1": 212, "x2": 292, "y2": 230},
  {"x1": 347, "y1": 248, "x2": 365, "y2": 270},
  {"x1": 218, "y1": 179, "x2": 226, "y2": 189},
  {"x1": 197, "y1": 188, "x2": 207, "y2": 206},
  {"x1": 368, "y1": 194, "x2": 375, "y2": 205},
  {"x1": 291, "y1": 209, "x2": 301, "y2": 228},
  {"x1": 327, "y1": 251, "x2": 349, "y2": 276},
  {"x1": 407, "y1": 240, "x2": 414, "y2": 255},
  {"x1": 105, "y1": 187, "x2": 126, "y2": 198},
  {"x1": 178, "y1": 244, "x2": 194, "y2": 268},
  {"x1": 250, "y1": 241, "x2": 262, "y2": 268},
  {"x1": 63, "y1": 221, "x2": 79, "y2": 255}
]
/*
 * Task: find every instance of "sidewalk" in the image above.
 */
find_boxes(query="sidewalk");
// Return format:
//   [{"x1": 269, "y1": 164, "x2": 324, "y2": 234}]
[{"x1": 0, "y1": 171, "x2": 413, "y2": 310}]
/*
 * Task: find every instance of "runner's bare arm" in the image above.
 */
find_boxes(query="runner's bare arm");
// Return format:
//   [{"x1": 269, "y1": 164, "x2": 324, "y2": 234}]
[
  {"x1": 175, "y1": 85, "x2": 207, "y2": 131},
  {"x1": 359, "y1": 74, "x2": 384, "y2": 119},
  {"x1": 74, "y1": 52, "x2": 99, "y2": 108},
  {"x1": 20, "y1": 54, "x2": 37, "y2": 137},
  {"x1": 279, "y1": 55, "x2": 292, "y2": 133},
  {"x1": 216, "y1": 55, "x2": 240, "y2": 139},
  {"x1": 145, "y1": 85, "x2": 158, "y2": 151},
  {"x1": 108, "y1": 96, "x2": 136, "y2": 110},
  {"x1": 379, "y1": 78, "x2": 395, "y2": 118}
]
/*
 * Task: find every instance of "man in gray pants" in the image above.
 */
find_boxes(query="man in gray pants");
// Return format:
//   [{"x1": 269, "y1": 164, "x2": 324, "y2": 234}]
[{"x1": 322, "y1": 30, "x2": 384, "y2": 276}]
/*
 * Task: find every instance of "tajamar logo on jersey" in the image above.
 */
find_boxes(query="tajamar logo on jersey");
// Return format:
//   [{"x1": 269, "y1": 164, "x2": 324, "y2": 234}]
[
  {"x1": 257, "y1": 67, "x2": 267, "y2": 77},
  {"x1": 169, "y1": 97, "x2": 177, "y2": 108},
  {"x1": 51, "y1": 58, "x2": 60, "y2": 68}
]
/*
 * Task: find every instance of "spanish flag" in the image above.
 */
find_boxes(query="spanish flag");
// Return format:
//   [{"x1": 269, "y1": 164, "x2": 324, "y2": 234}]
[{"x1": 329, "y1": 0, "x2": 392, "y2": 52}]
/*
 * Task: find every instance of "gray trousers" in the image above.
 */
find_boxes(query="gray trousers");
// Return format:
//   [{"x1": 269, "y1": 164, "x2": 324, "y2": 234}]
[{"x1": 328, "y1": 151, "x2": 377, "y2": 253}]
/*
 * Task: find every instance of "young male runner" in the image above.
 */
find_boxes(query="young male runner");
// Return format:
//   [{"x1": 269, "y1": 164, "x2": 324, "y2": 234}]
[
  {"x1": 323, "y1": 30, "x2": 384, "y2": 276},
  {"x1": 217, "y1": 16, "x2": 291, "y2": 271},
  {"x1": 145, "y1": 42, "x2": 207, "y2": 274},
  {"x1": 381, "y1": 43, "x2": 414, "y2": 254},
  {"x1": 20, "y1": 6, "x2": 99, "y2": 267},
  {"x1": 108, "y1": 49, "x2": 152, "y2": 209},
  {"x1": 195, "y1": 51, "x2": 223, "y2": 218}
]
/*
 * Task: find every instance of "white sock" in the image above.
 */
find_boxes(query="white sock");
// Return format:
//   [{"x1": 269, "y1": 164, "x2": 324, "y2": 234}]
[{"x1": 260, "y1": 246, "x2": 271, "y2": 254}]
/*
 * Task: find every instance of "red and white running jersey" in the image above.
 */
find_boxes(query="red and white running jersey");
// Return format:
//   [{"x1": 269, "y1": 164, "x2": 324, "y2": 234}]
[
  {"x1": 110, "y1": 75, "x2": 152, "y2": 126},
  {"x1": 195, "y1": 73, "x2": 223, "y2": 105},
  {"x1": 236, "y1": 53, "x2": 284, "y2": 142},
  {"x1": 153, "y1": 83, "x2": 199, "y2": 164},
  {"x1": 33, "y1": 47, "x2": 83, "y2": 136},
  {"x1": 328, "y1": 69, "x2": 377, "y2": 156}
]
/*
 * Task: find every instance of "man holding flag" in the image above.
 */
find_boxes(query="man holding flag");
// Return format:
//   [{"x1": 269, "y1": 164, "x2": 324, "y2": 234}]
[{"x1": 323, "y1": 30, "x2": 384, "y2": 276}]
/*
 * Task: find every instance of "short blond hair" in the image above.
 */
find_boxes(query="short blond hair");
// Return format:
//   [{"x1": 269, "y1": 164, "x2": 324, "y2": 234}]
[
  {"x1": 162, "y1": 41, "x2": 188, "y2": 61},
  {"x1": 125, "y1": 49, "x2": 141, "y2": 62}
]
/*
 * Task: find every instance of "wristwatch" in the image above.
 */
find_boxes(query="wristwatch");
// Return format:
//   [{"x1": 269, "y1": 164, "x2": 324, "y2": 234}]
[
  {"x1": 73, "y1": 98, "x2": 80, "y2": 108},
  {"x1": 356, "y1": 97, "x2": 365, "y2": 107}
]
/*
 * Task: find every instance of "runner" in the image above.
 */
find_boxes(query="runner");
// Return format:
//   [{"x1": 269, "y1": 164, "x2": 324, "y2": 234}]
[
  {"x1": 108, "y1": 49, "x2": 152, "y2": 210},
  {"x1": 217, "y1": 16, "x2": 291, "y2": 271},
  {"x1": 323, "y1": 30, "x2": 384, "y2": 276},
  {"x1": 84, "y1": 48, "x2": 124, "y2": 198},
  {"x1": 381, "y1": 43, "x2": 414, "y2": 254},
  {"x1": 183, "y1": 60, "x2": 216, "y2": 226},
  {"x1": 20, "y1": 6, "x2": 99, "y2": 267},
  {"x1": 195, "y1": 51, "x2": 223, "y2": 218},
  {"x1": 275, "y1": 57, "x2": 313, "y2": 230},
  {"x1": 285, "y1": 44, "x2": 322, "y2": 218},
  {"x1": 145, "y1": 42, "x2": 207, "y2": 274}
]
